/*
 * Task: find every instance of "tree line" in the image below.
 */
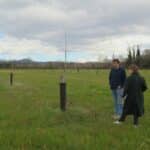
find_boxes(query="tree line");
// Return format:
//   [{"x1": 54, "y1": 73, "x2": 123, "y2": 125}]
[
  {"x1": 126, "y1": 46, "x2": 150, "y2": 68},
  {"x1": 0, "y1": 48, "x2": 149, "y2": 69}
]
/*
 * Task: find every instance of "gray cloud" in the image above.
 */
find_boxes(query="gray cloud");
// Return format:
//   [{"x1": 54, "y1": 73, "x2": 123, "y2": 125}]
[{"x1": 0, "y1": 0, "x2": 150, "y2": 61}]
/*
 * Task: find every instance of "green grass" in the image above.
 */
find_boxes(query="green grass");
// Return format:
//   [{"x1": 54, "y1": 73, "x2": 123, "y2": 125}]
[{"x1": 0, "y1": 69, "x2": 149, "y2": 150}]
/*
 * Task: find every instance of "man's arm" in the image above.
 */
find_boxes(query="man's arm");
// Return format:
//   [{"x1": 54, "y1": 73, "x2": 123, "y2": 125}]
[{"x1": 109, "y1": 70, "x2": 112, "y2": 86}]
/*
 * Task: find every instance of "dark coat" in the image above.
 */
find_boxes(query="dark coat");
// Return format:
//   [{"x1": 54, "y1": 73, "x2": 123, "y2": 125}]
[
  {"x1": 122, "y1": 73, "x2": 147, "y2": 117},
  {"x1": 109, "y1": 67, "x2": 126, "y2": 89}
]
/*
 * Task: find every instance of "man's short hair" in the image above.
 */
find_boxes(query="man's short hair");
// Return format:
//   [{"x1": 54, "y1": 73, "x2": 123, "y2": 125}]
[{"x1": 112, "y1": 59, "x2": 120, "y2": 64}]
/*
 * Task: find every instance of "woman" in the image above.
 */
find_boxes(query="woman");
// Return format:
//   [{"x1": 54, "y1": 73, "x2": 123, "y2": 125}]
[{"x1": 114, "y1": 64, "x2": 147, "y2": 126}]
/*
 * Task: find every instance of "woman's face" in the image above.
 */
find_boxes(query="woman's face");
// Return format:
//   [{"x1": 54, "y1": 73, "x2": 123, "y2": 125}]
[{"x1": 128, "y1": 69, "x2": 133, "y2": 75}]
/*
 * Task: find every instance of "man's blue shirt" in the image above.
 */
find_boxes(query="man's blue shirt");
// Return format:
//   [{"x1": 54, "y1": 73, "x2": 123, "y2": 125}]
[{"x1": 109, "y1": 67, "x2": 126, "y2": 90}]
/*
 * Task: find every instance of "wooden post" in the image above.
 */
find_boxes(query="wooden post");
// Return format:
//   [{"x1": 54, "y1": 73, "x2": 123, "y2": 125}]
[
  {"x1": 60, "y1": 76, "x2": 67, "y2": 111},
  {"x1": 10, "y1": 72, "x2": 13, "y2": 86}
]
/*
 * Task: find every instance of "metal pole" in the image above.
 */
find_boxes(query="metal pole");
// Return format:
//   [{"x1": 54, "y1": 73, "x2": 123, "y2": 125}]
[
  {"x1": 60, "y1": 76, "x2": 67, "y2": 111},
  {"x1": 60, "y1": 33, "x2": 68, "y2": 111},
  {"x1": 64, "y1": 33, "x2": 67, "y2": 72}
]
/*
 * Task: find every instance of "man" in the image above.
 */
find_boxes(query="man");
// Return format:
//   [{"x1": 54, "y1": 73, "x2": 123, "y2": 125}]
[{"x1": 109, "y1": 59, "x2": 126, "y2": 119}]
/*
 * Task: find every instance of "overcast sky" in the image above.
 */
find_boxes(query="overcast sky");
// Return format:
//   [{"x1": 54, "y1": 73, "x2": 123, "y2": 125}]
[{"x1": 0, "y1": 0, "x2": 150, "y2": 62}]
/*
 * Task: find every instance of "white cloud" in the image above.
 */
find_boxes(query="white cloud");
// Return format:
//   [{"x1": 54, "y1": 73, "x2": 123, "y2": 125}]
[{"x1": 0, "y1": 35, "x2": 58, "y2": 59}]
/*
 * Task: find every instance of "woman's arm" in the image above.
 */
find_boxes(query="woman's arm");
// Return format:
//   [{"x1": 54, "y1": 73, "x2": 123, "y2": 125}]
[
  {"x1": 122, "y1": 78, "x2": 129, "y2": 97},
  {"x1": 141, "y1": 77, "x2": 148, "y2": 92}
]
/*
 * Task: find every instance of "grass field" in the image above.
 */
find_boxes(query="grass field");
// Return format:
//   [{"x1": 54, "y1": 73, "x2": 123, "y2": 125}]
[{"x1": 0, "y1": 69, "x2": 149, "y2": 150}]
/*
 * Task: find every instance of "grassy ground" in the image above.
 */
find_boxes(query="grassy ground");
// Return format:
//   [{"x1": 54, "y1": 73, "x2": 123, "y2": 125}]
[{"x1": 0, "y1": 69, "x2": 149, "y2": 150}]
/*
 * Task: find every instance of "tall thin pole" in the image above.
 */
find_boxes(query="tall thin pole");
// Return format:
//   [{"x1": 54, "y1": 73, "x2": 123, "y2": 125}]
[
  {"x1": 59, "y1": 33, "x2": 67, "y2": 111},
  {"x1": 64, "y1": 33, "x2": 67, "y2": 72}
]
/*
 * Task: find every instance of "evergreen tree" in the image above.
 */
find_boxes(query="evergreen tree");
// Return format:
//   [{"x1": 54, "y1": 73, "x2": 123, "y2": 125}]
[
  {"x1": 136, "y1": 45, "x2": 141, "y2": 66},
  {"x1": 126, "y1": 47, "x2": 133, "y2": 66},
  {"x1": 132, "y1": 46, "x2": 136, "y2": 63}
]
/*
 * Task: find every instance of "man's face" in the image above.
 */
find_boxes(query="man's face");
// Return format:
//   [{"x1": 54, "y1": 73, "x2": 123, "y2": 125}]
[{"x1": 112, "y1": 61, "x2": 119, "y2": 69}]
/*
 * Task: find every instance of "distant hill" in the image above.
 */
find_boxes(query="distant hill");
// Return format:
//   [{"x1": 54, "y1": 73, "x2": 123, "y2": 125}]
[{"x1": 0, "y1": 58, "x2": 112, "y2": 69}]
